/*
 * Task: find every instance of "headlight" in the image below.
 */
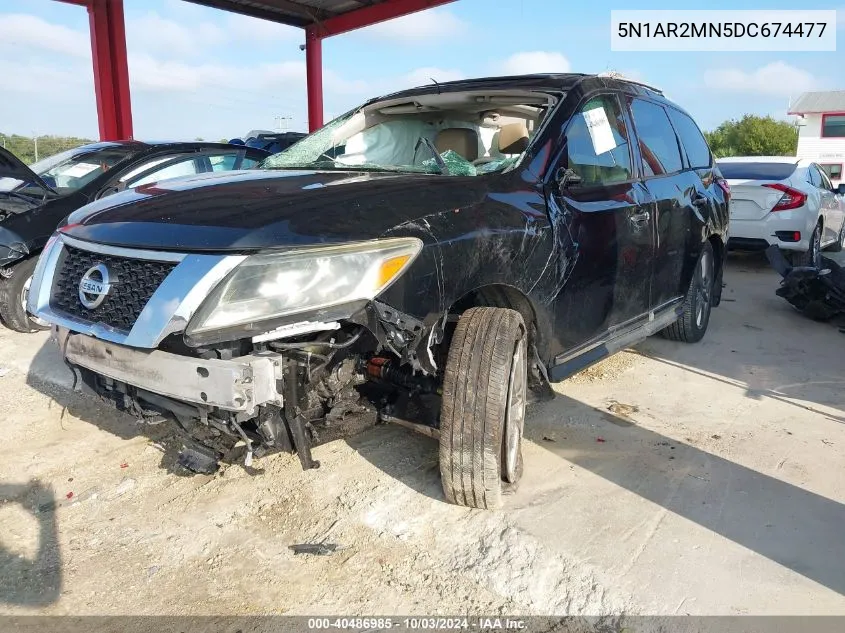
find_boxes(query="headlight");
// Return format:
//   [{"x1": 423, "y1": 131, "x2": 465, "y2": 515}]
[{"x1": 186, "y1": 237, "x2": 422, "y2": 335}]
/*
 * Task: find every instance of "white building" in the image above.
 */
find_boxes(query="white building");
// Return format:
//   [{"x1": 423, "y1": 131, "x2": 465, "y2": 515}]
[{"x1": 789, "y1": 91, "x2": 845, "y2": 186}]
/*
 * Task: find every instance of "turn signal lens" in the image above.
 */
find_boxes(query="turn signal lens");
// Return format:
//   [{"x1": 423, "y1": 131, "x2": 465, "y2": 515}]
[{"x1": 378, "y1": 255, "x2": 412, "y2": 288}]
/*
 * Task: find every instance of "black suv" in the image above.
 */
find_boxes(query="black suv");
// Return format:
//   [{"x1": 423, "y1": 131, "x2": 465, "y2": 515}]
[{"x1": 28, "y1": 74, "x2": 729, "y2": 509}]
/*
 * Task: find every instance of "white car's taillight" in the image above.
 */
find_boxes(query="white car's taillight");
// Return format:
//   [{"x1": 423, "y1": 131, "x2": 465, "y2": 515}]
[{"x1": 763, "y1": 183, "x2": 807, "y2": 211}]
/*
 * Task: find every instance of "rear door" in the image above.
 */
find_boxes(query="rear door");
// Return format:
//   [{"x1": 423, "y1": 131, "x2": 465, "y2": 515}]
[
  {"x1": 626, "y1": 97, "x2": 697, "y2": 310},
  {"x1": 549, "y1": 92, "x2": 653, "y2": 351},
  {"x1": 811, "y1": 163, "x2": 840, "y2": 244},
  {"x1": 818, "y1": 166, "x2": 845, "y2": 239}
]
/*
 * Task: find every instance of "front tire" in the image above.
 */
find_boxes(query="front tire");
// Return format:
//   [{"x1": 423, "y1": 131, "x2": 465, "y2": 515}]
[
  {"x1": 0, "y1": 257, "x2": 50, "y2": 333},
  {"x1": 661, "y1": 241, "x2": 714, "y2": 344},
  {"x1": 439, "y1": 307, "x2": 527, "y2": 509}
]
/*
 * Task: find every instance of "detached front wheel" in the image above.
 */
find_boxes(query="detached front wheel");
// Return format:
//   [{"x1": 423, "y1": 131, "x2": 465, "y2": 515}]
[{"x1": 439, "y1": 307, "x2": 527, "y2": 509}]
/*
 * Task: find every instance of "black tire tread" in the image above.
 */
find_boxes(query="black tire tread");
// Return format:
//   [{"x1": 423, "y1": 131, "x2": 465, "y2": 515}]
[
  {"x1": 0, "y1": 257, "x2": 44, "y2": 333},
  {"x1": 661, "y1": 242, "x2": 713, "y2": 343},
  {"x1": 440, "y1": 306, "x2": 524, "y2": 510}
]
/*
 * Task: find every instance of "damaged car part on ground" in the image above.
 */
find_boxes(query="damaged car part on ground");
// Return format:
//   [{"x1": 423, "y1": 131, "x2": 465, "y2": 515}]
[
  {"x1": 0, "y1": 141, "x2": 270, "y2": 333},
  {"x1": 27, "y1": 74, "x2": 729, "y2": 509},
  {"x1": 766, "y1": 244, "x2": 845, "y2": 321}
]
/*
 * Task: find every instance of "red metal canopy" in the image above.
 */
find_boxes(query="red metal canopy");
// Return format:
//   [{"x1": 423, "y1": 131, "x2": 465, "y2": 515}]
[{"x1": 55, "y1": 0, "x2": 456, "y2": 139}]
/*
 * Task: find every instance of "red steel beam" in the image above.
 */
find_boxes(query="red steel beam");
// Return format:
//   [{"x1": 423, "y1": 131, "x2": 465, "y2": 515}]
[
  {"x1": 304, "y1": 27, "x2": 324, "y2": 132},
  {"x1": 313, "y1": 0, "x2": 456, "y2": 39},
  {"x1": 56, "y1": 0, "x2": 133, "y2": 140},
  {"x1": 88, "y1": 0, "x2": 133, "y2": 140}
]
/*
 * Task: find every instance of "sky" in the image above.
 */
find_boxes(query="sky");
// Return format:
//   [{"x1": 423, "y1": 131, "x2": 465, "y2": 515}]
[{"x1": 0, "y1": 0, "x2": 842, "y2": 141}]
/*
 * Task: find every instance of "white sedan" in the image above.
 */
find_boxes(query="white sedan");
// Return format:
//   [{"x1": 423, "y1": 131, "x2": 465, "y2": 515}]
[{"x1": 718, "y1": 156, "x2": 845, "y2": 265}]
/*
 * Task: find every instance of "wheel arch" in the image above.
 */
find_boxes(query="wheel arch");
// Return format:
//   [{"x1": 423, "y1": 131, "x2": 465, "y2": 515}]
[{"x1": 447, "y1": 282, "x2": 555, "y2": 396}]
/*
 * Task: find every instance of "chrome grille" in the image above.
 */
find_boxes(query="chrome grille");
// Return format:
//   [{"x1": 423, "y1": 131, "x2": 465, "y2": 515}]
[{"x1": 50, "y1": 245, "x2": 177, "y2": 332}]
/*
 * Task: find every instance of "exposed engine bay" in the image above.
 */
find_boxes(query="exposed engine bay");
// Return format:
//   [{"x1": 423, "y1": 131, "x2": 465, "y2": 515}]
[{"x1": 58, "y1": 319, "x2": 447, "y2": 474}]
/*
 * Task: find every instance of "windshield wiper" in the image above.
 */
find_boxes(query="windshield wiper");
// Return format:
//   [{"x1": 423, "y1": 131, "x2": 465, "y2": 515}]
[{"x1": 415, "y1": 137, "x2": 450, "y2": 175}]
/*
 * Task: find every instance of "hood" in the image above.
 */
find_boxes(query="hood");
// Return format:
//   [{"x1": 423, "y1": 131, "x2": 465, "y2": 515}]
[
  {"x1": 61, "y1": 168, "x2": 491, "y2": 251},
  {"x1": 0, "y1": 147, "x2": 56, "y2": 196}
]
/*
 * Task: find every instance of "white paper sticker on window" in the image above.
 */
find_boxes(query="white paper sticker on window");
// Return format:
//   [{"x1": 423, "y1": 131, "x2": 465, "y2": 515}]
[
  {"x1": 582, "y1": 107, "x2": 617, "y2": 155},
  {"x1": 62, "y1": 162, "x2": 101, "y2": 178}
]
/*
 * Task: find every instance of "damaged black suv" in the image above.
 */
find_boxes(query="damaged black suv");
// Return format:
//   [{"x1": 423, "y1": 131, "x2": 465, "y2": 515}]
[{"x1": 28, "y1": 74, "x2": 729, "y2": 509}]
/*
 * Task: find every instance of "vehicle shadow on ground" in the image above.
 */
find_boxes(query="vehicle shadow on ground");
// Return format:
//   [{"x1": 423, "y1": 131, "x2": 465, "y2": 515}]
[
  {"x1": 641, "y1": 251, "x2": 845, "y2": 421},
  {"x1": 523, "y1": 393, "x2": 845, "y2": 596},
  {"x1": 349, "y1": 388, "x2": 845, "y2": 596},
  {"x1": 0, "y1": 481, "x2": 62, "y2": 606},
  {"x1": 345, "y1": 424, "x2": 445, "y2": 502}
]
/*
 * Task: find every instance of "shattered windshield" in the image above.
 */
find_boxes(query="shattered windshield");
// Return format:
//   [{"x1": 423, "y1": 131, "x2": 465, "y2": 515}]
[{"x1": 262, "y1": 89, "x2": 554, "y2": 176}]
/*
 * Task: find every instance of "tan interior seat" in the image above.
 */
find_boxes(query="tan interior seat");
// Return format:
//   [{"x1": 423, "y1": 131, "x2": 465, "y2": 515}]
[
  {"x1": 434, "y1": 128, "x2": 479, "y2": 161},
  {"x1": 497, "y1": 122, "x2": 530, "y2": 154}
]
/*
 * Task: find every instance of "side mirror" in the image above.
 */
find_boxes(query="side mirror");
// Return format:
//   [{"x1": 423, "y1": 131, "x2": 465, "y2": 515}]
[
  {"x1": 556, "y1": 167, "x2": 582, "y2": 193},
  {"x1": 837, "y1": 183, "x2": 845, "y2": 196}
]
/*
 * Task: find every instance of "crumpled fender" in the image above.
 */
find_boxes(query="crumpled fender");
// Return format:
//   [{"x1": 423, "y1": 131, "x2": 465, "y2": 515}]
[{"x1": 0, "y1": 226, "x2": 29, "y2": 268}]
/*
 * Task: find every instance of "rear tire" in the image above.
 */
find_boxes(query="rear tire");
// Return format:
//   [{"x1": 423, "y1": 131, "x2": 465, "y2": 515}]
[
  {"x1": 798, "y1": 222, "x2": 823, "y2": 266},
  {"x1": 0, "y1": 257, "x2": 49, "y2": 333},
  {"x1": 661, "y1": 241, "x2": 714, "y2": 344},
  {"x1": 439, "y1": 307, "x2": 527, "y2": 510}
]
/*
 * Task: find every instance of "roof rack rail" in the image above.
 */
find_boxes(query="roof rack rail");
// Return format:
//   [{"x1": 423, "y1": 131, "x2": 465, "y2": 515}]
[{"x1": 597, "y1": 72, "x2": 663, "y2": 95}]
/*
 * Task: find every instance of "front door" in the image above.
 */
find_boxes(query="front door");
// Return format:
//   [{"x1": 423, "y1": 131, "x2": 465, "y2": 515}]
[
  {"x1": 813, "y1": 165, "x2": 842, "y2": 245},
  {"x1": 627, "y1": 97, "x2": 703, "y2": 310},
  {"x1": 549, "y1": 93, "x2": 654, "y2": 353}
]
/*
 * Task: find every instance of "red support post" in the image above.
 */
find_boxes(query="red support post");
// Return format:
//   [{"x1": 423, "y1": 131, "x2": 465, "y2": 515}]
[
  {"x1": 87, "y1": 0, "x2": 133, "y2": 140},
  {"x1": 305, "y1": 27, "x2": 324, "y2": 132}
]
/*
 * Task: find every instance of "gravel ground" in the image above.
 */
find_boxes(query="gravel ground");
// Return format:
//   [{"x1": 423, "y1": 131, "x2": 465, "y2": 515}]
[{"x1": 1, "y1": 253, "x2": 844, "y2": 616}]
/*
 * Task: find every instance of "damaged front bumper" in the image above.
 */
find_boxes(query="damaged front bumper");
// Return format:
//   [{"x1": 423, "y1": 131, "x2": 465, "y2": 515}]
[
  {"x1": 55, "y1": 326, "x2": 284, "y2": 413},
  {"x1": 766, "y1": 245, "x2": 845, "y2": 321}
]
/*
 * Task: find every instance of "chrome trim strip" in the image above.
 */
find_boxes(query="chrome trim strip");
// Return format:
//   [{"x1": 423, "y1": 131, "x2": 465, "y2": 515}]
[
  {"x1": 29, "y1": 234, "x2": 64, "y2": 316},
  {"x1": 127, "y1": 254, "x2": 245, "y2": 347},
  {"x1": 61, "y1": 235, "x2": 186, "y2": 262},
  {"x1": 29, "y1": 234, "x2": 245, "y2": 348}
]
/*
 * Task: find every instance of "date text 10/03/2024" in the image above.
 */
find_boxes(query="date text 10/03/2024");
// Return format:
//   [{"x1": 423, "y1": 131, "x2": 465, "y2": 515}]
[{"x1": 307, "y1": 617, "x2": 527, "y2": 630}]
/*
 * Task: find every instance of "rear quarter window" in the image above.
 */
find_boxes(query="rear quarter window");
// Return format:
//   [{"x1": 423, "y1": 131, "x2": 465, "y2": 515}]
[
  {"x1": 628, "y1": 98, "x2": 684, "y2": 176},
  {"x1": 666, "y1": 108, "x2": 711, "y2": 169},
  {"x1": 716, "y1": 162, "x2": 797, "y2": 181}
]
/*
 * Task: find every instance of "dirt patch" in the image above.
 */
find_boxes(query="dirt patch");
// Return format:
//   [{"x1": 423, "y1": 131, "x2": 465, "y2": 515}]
[{"x1": 567, "y1": 349, "x2": 640, "y2": 384}]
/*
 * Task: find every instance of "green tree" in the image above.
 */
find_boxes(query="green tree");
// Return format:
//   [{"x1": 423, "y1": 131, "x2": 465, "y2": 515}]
[
  {"x1": 704, "y1": 115, "x2": 798, "y2": 158},
  {"x1": 0, "y1": 132, "x2": 93, "y2": 164}
]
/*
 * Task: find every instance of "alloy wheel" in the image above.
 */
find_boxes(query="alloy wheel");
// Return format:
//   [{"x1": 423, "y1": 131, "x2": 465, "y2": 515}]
[
  {"x1": 810, "y1": 225, "x2": 822, "y2": 267},
  {"x1": 503, "y1": 333, "x2": 527, "y2": 483},
  {"x1": 695, "y1": 250, "x2": 712, "y2": 328}
]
